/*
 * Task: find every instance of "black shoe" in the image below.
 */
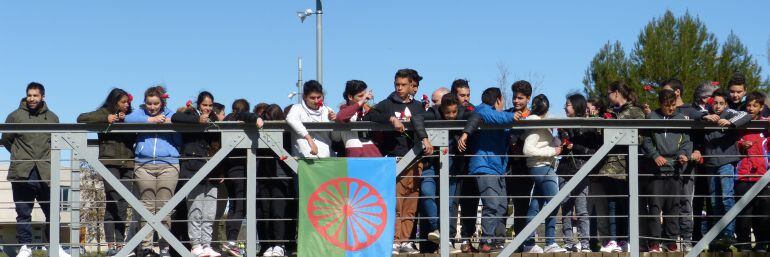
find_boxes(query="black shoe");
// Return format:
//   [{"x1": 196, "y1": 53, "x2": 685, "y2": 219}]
[{"x1": 460, "y1": 240, "x2": 476, "y2": 253}]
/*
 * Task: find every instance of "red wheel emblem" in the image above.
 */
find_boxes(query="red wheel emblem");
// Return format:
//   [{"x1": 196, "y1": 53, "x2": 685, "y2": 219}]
[{"x1": 307, "y1": 177, "x2": 388, "y2": 251}]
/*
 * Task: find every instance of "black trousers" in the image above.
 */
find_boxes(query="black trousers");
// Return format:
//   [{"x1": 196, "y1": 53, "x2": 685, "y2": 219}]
[
  {"x1": 734, "y1": 181, "x2": 770, "y2": 251},
  {"x1": 256, "y1": 161, "x2": 297, "y2": 249},
  {"x1": 589, "y1": 177, "x2": 629, "y2": 243},
  {"x1": 103, "y1": 166, "x2": 134, "y2": 244},
  {"x1": 640, "y1": 176, "x2": 682, "y2": 245},
  {"x1": 225, "y1": 164, "x2": 247, "y2": 241},
  {"x1": 506, "y1": 160, "x2": 533, "y2": 236},
  {"x1": 692, "y1": 175, "x2": 710, "y2": 241},
  {"x1": 12, "y1": 167, "x2": 51, "y2": 245}
]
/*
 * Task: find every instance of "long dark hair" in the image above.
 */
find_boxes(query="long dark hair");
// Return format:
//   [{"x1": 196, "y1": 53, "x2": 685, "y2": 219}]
[
  {"x1": 196, "y1": 91, "x2": 214, "y2": 110},
  {"x1": 263, "y1": 104, "x2": 285, "y2": 121},
  {"x1": 100, "y1": 88, "x2": 133, "y2": 114},
  {"x1": 530, "y1": 94, "x2": 550, "y2": 117},
  {"x1": 608, "y1": 81, "x2": 638, "y2": 105},
  {"x1": 566, "y1": 93, "x2": 587, "y2": 118}
]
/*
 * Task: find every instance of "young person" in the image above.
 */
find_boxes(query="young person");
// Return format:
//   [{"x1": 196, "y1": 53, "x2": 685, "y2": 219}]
[
  {"x1": 557, "y1": 93, "x2": 600, "y2": 252},
  {"x1": 734, "y1": 92, "x2": 770, "y2": 252},
  {"x1": 595, "y1": 81, "x2": 645, "y2": 253},
  {"x1": 505, "y1": 81, "x2": 535, "y2": 251},
  {"x1": 468, "y1": 87, "x2": 517, "y2": 253},
  {"x1": 125, "y1": 86, "x2": 182, "y2": 257},
  {"x1": 412, "y1": 93, "x2": 481, "y2": 253},
  {"x1": 727, "y1": 73, "x2": 770, "y2": 117},
  {"x1": 449, "y1": 78, "x2": 480, "y2": 253},
  {"x1": 689, "y1": 82, "x2": 719, "y2": 244},
  {"x1": 1, "y1": 83, "x2": 69, "y2": 257},
  {"x1": 218, "y1": 99, "x2": 252, "y2": 256},
  {"x1": 77, "y1": 88, "x2": 136, "y2": 256},
  {"x1": 286, "y1": 80, "x2": 335, "y2": 158},
  {"x1": 520, "y1": 94, "x2": 567, "y2": 253},
  {"x1": 640, "y1": 89, "x2": 693, "y2": 252},
  {"x1": 171, "y1": 91, "x2": 223, "y2": 257},
  {"x1": 334, "y1": 80, "x2": 382, "y2": 157},
  {"x1": 700, "y1": 89, "x2": 751, "y2": 251},
  {"x1": 367, "y1": 69, "x2": 432, "y2": 254},
  {"x1": 257, "y1": 104, "x2": 296, "y2": 257}
]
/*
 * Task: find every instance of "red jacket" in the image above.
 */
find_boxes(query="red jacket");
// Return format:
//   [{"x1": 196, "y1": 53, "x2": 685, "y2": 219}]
[{"x1": 736, "y1": 119, "x2": 770, "y2": 182}]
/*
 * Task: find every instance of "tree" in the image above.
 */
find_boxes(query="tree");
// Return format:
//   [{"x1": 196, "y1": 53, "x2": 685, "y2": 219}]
[
  {"x1": 583, "y1": 10, "x2": 765, "y2": 107},
  {"x1": 583, "y1": 41, "x2": 631, "y2": 99}
]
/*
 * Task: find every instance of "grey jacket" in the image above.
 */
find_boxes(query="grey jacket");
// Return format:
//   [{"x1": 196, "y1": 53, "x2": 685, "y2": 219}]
[
  {"x1": 1, "y1": 99, "x2": 60, "y2": 184},
  {"x1": 702, "y1": 109, "x2": 751, "y2": 167},
  {"x1": 641, "y1": 110, "x2": 693, "y2": 174}
]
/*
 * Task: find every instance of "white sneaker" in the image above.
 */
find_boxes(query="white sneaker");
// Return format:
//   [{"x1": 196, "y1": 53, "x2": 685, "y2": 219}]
[
  {"x1": 600, "y1": 240, "x2": 622, "y2": 253},
  {"x1": 269, "y1": 245, "x2": 285, "y2": 257},
  {"x1": 399, "y1": 242, "x2": 420, "y2": 254},
  {"x1": 58, "y1": 246, "x2": 72, "y2": 257},
  {"x1": 523, "y1": 245, "x2": 544, "y2": 253},
  {"x1": 202, "y1": 246, "x2": 221, "y2": 257},
  {"x1": 427, "y1": 230, "x2": 441, "y2": 244},
  {"x1": 544, "y1": 243, "x2": 568, "y2": 253},
  {"x1": 16, "y1": 245, "x2": 32, "y2": 257},
  {"x1": 391, "y1": 244, "x2": 400, "y2": 255},
  {"x1": 449, "y1": 243, "x2": 462, "y2": 254},
  {"x1": 191, "y1": 245, "x2": 205, "y2": 256}
]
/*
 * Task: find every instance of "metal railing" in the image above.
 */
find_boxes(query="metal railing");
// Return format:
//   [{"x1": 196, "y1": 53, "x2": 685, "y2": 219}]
[{"x1": 0, "y1": 119, "x2": 768, "y2": 257}]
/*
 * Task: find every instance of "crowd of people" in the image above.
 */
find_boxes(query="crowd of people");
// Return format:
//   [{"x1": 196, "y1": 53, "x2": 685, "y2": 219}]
[{"x1": 1, "y1": 69, "x2": 769, "y2": 257}]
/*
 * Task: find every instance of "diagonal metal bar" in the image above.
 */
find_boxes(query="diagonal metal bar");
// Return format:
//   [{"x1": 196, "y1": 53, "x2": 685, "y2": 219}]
[
  {"x1": 61, "y1": 133, "x2": 243, "y2": 257},
  {"x1": 258, "y1": 132, "x2": 298, "y2": 173},
  {"x1": 686, "y1": 168, "x2": 770, "y2": 257},
  {"x1": 396, "y1": 145, "x2": 422, "y2": 175},
  {"x1": 498, "y1": 130, "x2": 626, "y2": 257}
]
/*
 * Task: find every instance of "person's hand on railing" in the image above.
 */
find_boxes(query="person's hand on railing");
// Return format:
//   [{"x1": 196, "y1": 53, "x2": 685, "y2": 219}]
[
  {"x1": 389, "y1": 117, "x2": 405, "y2": 133},
  {"x1": 149, "y1": 114, "x2": 168, "y2": 123},
  {"x1": 703, "y1": 114, "x2": 720, "y2": 123},
  {"x1": 678, "y1": 154, "x2": 688, "y2": 165},
  {"x1": 655, "y1": 156, "x2": 668, "y2": 167},
  {"x1": 422, "y1": 138, "x2": 433, "y2": 155},
  {"x1": 256, "y1": 117, "x2": 264, "y2": 129},
  {"x1": 717, "y1": 118, "x2": 732, "y2": 127},
  {"x1": 457, "y1": 133, "x2": 468, "y2": 152},
  {"x1": 691, "y1": 150, "x2": 702, "y2": 163}
]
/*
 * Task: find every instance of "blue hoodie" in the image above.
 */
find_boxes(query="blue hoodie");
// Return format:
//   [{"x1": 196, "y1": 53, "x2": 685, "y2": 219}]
[
  {"x1": 125, "y1": 106, "x2": 182, "y2": 165},
  {"x1": 469, "y1": 103, "x2": 516, "y2": 175}
]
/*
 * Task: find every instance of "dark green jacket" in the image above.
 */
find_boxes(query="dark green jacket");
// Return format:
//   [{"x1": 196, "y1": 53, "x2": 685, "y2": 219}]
[
  {"x1": 598, "y1": 103, "x2": 645, "y2": 179},
  {"x1": 1, "y1": 99, "x2": 59, "y2": 184},
  {"x1": 77, "y1": 108, "x2": 136, "y2": 168}
]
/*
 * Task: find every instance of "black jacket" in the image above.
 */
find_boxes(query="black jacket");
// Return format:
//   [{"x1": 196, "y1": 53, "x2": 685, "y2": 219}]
[
  {"x1": 412, "y1": 105, "x2": 481, "y2": 154},
  {"x1": 556, "y1": 126, "x2": 602, "y2": 174},
  {"x1": 702, "y1": 109, "x2": 751, "y2": 167},
  {"x1": 368, "y1": 92, "x2": 428, "y2": 157},
  {"x1": 171, "y1": 108, "x2": 221, "y2": 179}
]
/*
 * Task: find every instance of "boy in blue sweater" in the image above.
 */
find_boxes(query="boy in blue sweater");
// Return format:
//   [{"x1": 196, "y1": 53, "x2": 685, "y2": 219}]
[{"x1": 469, "y1": 87, "x2": 518, "y2": 252}]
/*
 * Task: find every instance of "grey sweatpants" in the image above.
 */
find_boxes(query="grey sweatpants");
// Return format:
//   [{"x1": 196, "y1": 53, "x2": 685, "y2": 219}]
[
  {"x1": 560, "y1": 177, "x2": 590, "y2": 248},
  {"x1": 188, "y1": 182, "x2": 218, "y2": 246}
]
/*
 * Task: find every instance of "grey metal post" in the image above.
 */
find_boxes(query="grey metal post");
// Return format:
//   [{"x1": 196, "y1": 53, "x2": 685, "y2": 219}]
[
  {"x1": 246, "y1": 148, "x2": 258, "y2": 257},
  {"x1": 297, "y1": 57, "x2": 303, "y2": 104},
  {"x1": 438, "y1": 146, "x2": 450, "y2": 257},
  {"x1": 628, "y1": 144, "x2": 640, "y2": 257},
  {"x1": 498, "y1": 129, "x2": 631, "y2": 257},
  {"x1": 70, "y1": 149, "x2": 84, "y2": 257},
  {"x1": 50, "y1": 149, "x2": 61, "y2": 257},
  {"x1": 685, "y1": 168, "x2": 770, "y2": 257},
  {"x1": 315, "y1": 0, "x2": 323, "y2": 84}
]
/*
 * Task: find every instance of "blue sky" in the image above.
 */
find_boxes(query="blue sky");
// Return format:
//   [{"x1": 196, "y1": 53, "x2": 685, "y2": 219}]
[{"x1": 1, "y1": 1, "x2": 769, "y2": 159}]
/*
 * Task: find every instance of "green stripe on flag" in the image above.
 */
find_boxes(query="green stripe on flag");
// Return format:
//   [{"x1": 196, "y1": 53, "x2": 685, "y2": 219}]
[{"x1": 298, "y1": 158, "x2": 348, "y2": 257}]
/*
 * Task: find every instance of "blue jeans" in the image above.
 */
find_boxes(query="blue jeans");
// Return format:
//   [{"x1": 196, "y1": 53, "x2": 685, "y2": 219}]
[
  {"x1": 476, "y1": 175, "x2": 507, "y2": 244},
  {"x1": 525, "y1": 166, "x2": 559, "y2": 246},
  {"x1": 420, "y1": 159, "x2": 462, "y2": 235},
  {"x1": 706, "y1": 164, "x2": 736, "y2": 238}
]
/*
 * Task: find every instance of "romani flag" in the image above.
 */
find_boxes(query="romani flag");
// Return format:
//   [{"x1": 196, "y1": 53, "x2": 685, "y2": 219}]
[{"x1": 298, "y1": 158, "x2": 396, "y2": 257}]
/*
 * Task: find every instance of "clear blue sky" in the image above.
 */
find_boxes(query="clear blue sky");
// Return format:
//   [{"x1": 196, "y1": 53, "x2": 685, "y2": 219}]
[{"x1": 1, "y1": 1, "x2": 769, "y2": 159}]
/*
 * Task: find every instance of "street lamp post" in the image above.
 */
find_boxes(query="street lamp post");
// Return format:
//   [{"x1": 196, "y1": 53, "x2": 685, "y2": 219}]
[{"x1": 298, "y1": 0, "x2": 323, "y2": 85}]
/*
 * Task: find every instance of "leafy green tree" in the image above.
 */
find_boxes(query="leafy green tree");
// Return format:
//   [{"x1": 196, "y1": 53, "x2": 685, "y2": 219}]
[{"x1": 583, "y1": 41, "x2": 631, "y2": 99}]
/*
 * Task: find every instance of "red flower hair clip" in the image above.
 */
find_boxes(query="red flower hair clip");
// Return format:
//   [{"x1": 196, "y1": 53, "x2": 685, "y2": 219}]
[
  {"x1": 160, "y1": 93, "x2": 170, "y2": 99},
  {"x1": 127, "y1": 94, "x2": 134, "y2": 102},
  {"x1": 186, "y1": 100, "x2": 193, "y2": 108}
]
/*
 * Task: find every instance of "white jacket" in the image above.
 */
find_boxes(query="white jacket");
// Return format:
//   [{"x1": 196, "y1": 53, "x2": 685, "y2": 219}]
[
  {"x1": 522, "y1": 114, "x2": 559, "y2": 167},
  {"x1": 286, "y1": 102, "x2": 333, "y2": 158}
]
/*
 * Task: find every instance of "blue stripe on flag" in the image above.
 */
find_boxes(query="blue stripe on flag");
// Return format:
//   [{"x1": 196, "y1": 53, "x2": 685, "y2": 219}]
[{"x1": 345, "y1": 158, "x2": 396, "y2": 257}]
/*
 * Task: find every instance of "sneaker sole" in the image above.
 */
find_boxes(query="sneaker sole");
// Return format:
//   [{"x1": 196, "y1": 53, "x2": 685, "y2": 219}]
[{"x1": 427, "y1": 233, "x2": 441, "y2": 244}]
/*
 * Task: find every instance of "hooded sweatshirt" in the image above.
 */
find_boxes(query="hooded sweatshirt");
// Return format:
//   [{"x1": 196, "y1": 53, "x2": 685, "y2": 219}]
[
  {"x1": 641, "y1": 110, "x2": 693, "y2": 175},
  {"x1": 1, "y1": 99, "x2": 59, "y2": 183},
  {"x1": 368, "y1": 92, "x2": 427, "y2": 157},
  {"x1": 285, "y1": 101, "x2": 333, "y2": 158},
  {"x1": 468, "y1": 103, "x2": 516, "y2": 175},
  {"x1": 335, "y1": 102, "x2": 382, "y2": 157},
  {"x1": 702, "y1": 108, "x2": 751, "y2": 167},
  {"x1": 125, "y1": 106, "x2": 182, "y2": 165}
]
